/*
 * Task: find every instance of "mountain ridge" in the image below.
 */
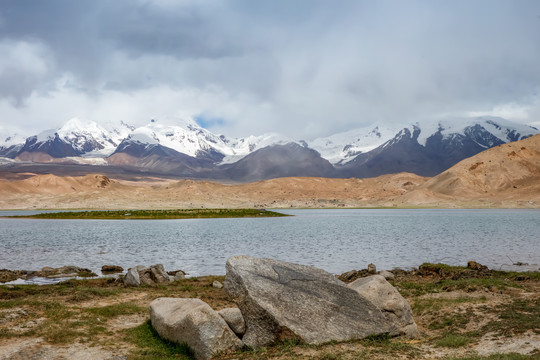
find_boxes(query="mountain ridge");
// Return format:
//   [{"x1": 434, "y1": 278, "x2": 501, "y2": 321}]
[{"x1": 1, "y1": 116, "x2": 537, "y2": 181}]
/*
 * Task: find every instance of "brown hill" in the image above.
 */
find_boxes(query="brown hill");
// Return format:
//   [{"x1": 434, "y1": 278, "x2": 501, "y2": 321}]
[
  {"x1": 401, "y1": 134, "x2": 540, "y2": 207},
  {"x1": 0, "y1": 172, "x2": 428, "y2": 210}
]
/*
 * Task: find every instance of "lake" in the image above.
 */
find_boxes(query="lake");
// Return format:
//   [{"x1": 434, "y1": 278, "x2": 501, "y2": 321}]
[{"x1": 0, "y1": 209, "x2": 538, "y2": 279}]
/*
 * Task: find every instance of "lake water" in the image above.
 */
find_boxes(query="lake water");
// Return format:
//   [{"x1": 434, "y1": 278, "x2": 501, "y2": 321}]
[{"x1": 0, "y1": 209, "x2": 538, "y2": 279}]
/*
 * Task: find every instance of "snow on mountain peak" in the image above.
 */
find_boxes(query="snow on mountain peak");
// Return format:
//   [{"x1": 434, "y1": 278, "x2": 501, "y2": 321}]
[
  {"x1": 220, "y1": 133, "x2": 294, "y2": 164},
  {"x1": 411, "y1": 116, "x2": 538, "y2": 146},
  {"x1": 0, "y1": 132, "x2": 26, "y2": 147},
  {"x1": 310, "y1": 124, "x2": 400, "y2": 165},
  {"x1": 36, "y1": 129, "x2": 57, "y2": 143}
]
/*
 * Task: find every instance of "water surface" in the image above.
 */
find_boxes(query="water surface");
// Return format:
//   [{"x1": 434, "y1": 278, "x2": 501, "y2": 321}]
[{"x1": 0, "y1": 209, "x2": 538, "y2": 278}]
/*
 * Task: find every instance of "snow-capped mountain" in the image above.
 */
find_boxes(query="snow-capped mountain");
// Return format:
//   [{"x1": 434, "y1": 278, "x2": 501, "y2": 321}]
[
  {"x1": 1, "y1": 115, "x2": 537, "y2": 181},
  {"x1": 0, "y1": 131, "x2": 25, "y2": 158},
  {"x1": 111, "y1": 118, "x2": 296, "y2": 165},
  {"x1": 310, "y1": 125, "x2": 400, "y2": 165},
  {"x1": 309, "y1": 116, "x2": 538, "y2": 166},
  {"x1": 56, "y1": 118, "x2": 130, "y2": 156},
  {"x1": 336, "y1": 116, "x2": 539, "y2": 177}
]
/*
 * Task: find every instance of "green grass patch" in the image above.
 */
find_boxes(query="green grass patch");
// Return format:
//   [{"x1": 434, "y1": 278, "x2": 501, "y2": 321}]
[
  {"x1": 428, "y1": 308, "x2": 474, "y2": 331},
  {"x1": 8, "y1": 208, "x2": 288, "y2": 220},
  {"x1": 482, "y1": 299, "x2": 540, "y2": 336},
  {"x1": 435, "y1": 334, "x2": 473, "y2": 348},
  {"x1": 86, "y1": 303, "x2": 145, "y2": 319},
  {"x1": 398, "y1": 277, "x2": 527, "y2": 297},
  {"x1": 125, "y1": 320, "x2": 193, "y2": 359}
]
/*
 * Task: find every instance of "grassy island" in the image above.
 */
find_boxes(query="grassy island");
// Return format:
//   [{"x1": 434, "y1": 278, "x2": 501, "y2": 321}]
[{"x1": 8, "y1": 208, "x2": 288, "y2": 220}]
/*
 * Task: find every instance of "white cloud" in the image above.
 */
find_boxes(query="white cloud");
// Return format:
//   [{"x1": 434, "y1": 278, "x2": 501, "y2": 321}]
[
  {"x1": 0, "y1": 40, "x2": 55, "y2": 103},
  {"x1": 1, "y1": 1, "x2": 540, "y2": 139}
]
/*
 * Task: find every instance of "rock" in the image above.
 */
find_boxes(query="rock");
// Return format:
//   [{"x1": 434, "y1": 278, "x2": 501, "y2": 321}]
[
  {"x1": 123, "y1": 264, "x2": 170, "y2": 286},
  {"x1": 367, "y1": 263, "x2": 377, "y2": 274},
  {"x1": 33, "y1": 266, "x2": 96, "y2": 278},
  {"x1": 101, "y1": 265, "x2": 123, "y2": 273},
  {"x1": 168, "y1": 270, "x2": 186, "y2": 281},
  {"x1": 0, "y1": 269, "x2": 30, "y2": 283},
  {"x1": 338, "y1": 270, "x2": 358, "y2": 281},
  {"x1": 379, "y1": 270, "x2": 395, "y2": 280},
  {"x1": 212, "y1": 280, "x2": 223, "y2": 289},
  {"x1": 225, "y1": 255, "x2": 394, "y2": 348},
  {"x1": 123, "y1": 266, "x2": 142, "y2": 286},
  {"x1": 467, "y1": 261, "x2": 489, "y2": 271},
  {"x1": 218, "y1": 308, "x2": 246, "y2": 336},
  {"x1": 348, "y1": 275, "x2": 418, "y2": 337},
  {"x1": 337, "y1": 269, "x2": 370, "y2": 283},
  {"x1": 149, "y1": 298, "x2": 243, "y2": 360}
]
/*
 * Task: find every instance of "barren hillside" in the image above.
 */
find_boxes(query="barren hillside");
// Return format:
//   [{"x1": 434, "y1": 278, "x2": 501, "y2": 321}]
[{"x1": 1, "y1": 135, "x2": 539, "y2": 209}]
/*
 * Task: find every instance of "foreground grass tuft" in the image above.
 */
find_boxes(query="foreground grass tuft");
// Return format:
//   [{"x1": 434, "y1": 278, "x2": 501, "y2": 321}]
[
  {"x1": 125, "y1": 320, "x2": 193, "y2": 359},
  {"x1": 86, "y1": 303, "x2": 145, "y2": 319},
  {"x1": 435, "y1": 333, "x2": 473, "y2": 348}
]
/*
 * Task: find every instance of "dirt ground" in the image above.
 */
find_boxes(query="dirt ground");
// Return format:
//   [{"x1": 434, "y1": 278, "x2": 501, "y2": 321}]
[{"x1": 0, "y1": 264, "x2": 538, "y2": 360}]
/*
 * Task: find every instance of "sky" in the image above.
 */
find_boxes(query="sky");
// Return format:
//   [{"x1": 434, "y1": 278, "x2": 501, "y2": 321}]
[{"x1": 0, "y1": 0, "x2": 539, "y2": 140}]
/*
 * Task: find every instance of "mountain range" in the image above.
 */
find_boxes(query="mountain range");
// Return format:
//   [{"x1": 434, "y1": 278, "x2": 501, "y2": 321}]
[{"x1": 1, "y1": 116, "x2": 537, "y2": 182}]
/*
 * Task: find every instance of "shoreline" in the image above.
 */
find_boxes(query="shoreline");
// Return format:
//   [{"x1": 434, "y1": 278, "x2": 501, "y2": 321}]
[{"x1": 2, "y1": 261, "x2": 538, "y2": 285}]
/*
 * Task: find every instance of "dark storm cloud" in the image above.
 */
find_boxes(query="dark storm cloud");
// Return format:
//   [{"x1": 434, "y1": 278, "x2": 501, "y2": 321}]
[{"x1": 0, "y1": 0, "x2": 539, "y2": 137}]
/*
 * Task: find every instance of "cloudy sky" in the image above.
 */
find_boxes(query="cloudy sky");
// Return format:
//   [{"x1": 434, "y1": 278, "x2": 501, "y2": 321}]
[{"x1": 0, "y1": 0, "x2": 539, "y2": 139}]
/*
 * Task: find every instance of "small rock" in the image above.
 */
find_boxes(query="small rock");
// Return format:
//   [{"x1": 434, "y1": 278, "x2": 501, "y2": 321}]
[
  {"x1": 167, "y1": 269, "x2": 187, "y2": 281},
  {"x1": 101, "y1": 265, "x2": 124, "y2": 273},
  {"x1": 379, "y1": 270, "x2": 395, "y2": 280},
  {"x1": 367, "y1": 263, "x2": 377, "y2": 274},
  {"x1": 212, "y1": 280, "x2": 223, "y2": 289},
  {"x1": 218, "y1": 308, "x2": 246, "y2": 336},
  {"x1": 467, "y1": 261, "x2": 489, "y2": 271},
  {"x1": 150, "y1": 298, "x2": 243, "y2": 360},
  {"x1": 124, "y1": 264, "x2": 170, "y2": 286}
]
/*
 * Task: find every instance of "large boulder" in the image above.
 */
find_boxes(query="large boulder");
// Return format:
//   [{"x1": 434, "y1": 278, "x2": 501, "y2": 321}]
[
  {"x1": 149, "y1": 298, "x2": 243, "y2": 360},
  {"x1": 124, "y1": 264, "x2": 170, "y2": 286},
  {"x1": 224, "y1": 255, "x2": 395, "y2": 348},
  {"x1": 347, "y1": 275, "x2": 418, "y2": 337}
]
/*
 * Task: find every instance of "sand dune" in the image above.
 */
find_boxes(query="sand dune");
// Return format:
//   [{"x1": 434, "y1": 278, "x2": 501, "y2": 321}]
[{"x1": 1, "y1": 135, "x2": 539, "y2": 209}]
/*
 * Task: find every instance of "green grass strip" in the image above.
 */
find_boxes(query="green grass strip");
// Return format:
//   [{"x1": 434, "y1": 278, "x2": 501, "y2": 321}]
[{"x1": 7, "y1": 208, "x2": 289, "y2": 220}]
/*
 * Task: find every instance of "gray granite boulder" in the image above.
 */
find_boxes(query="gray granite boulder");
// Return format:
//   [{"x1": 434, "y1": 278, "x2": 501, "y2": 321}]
[
  {"x1": 218, "y1": 307, "x2": 246, "y2": 337},
  {"x1": 150, "y1": 298, "x2": 243, "y2": 360},
  {"x1": 224, "y1": 255, "x2": 395, "y2": 348},
  {"x1": 348, "y1": 275, "x2": 418, "y2": 337},
  {"x1": 124, "y1": 264, "x2": 170, "y2": 286}
]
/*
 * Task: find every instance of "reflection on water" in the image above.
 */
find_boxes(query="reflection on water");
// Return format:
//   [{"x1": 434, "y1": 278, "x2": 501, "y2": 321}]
[{"x1": 0, "y1": 209, "x2": 538, "y2": 280}]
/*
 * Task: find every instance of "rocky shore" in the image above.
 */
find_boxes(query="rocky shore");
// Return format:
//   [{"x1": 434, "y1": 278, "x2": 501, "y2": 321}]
[{"x1": 0, "y1": 259, "x2": 539, "y2": 359}]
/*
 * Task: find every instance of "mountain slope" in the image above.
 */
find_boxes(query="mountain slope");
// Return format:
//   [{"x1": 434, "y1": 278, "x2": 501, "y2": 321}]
[{"x1": 221, "y1": 143, "x2": 336, "y2": 182}]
